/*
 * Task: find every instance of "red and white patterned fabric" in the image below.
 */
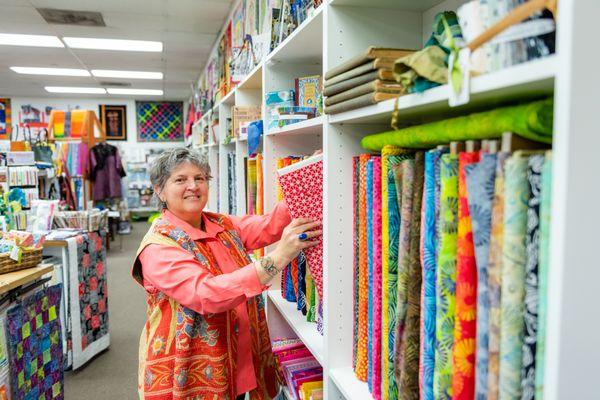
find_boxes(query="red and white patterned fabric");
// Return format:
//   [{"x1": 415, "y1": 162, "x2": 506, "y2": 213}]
[{"x1": 277, "y1": 155, "x2": 324, "y2": 299}]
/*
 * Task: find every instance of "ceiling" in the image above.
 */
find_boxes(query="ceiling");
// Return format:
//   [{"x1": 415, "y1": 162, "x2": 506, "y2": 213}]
[{"x1": 0, "y1": 0, "x2": 234, "y2": 100}]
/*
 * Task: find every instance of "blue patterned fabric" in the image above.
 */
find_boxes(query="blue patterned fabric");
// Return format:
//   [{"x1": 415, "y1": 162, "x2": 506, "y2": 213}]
[
  {"x1": 422, "y1": 150, "x2": 440, "y2": 400},
  {"x1": 367, "y1": 159, "x2": 374, "y2": 390},
  {"x1": 465, "y1": 153, "x2": 497, "y2": 399}
]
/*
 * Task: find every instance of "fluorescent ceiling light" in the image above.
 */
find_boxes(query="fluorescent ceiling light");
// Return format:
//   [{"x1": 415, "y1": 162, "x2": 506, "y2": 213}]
[
  {"x1": 106, "y1": 88, "x2": 163, "y2": 96},
  {"x1": 45, "y1": 86, "x2": 106, "y2": 94},
  {"x1": 11, "y1": 66, "x2": 90, "y2": 76},
  {"x1": 91, "y1": 70, "x2": 163, "y2": 79},
  {"x1": 63, "y1": 37, "x2": 162, "y2": 52},
  {"x1": 0, "y1": 33, "x2": 64, "y2": 47}
]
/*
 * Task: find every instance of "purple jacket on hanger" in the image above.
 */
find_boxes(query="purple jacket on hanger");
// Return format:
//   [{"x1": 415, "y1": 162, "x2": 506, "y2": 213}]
[{"x1": 90, "y1": 143, "x2": 126, "y2": 201}]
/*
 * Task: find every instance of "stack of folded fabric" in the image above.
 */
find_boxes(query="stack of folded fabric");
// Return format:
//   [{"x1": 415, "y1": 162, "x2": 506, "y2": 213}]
[
  {"x1": 272, "y1": 338, "x2": 323, "y2": 400},
  {"x1": 323, "y1": 47, "x2": 414, "y2": 114}
]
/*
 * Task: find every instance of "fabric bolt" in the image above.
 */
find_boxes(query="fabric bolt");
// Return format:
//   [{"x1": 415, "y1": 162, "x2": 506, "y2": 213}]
[
  {"x1": 487, "y1": 152, "x2": 510, "y2": 400},
  {"x1": 392, "y1": 159, "x2": 415, "y2": 387},
  {"x1": 521, "y1": 155, "x2": 544, "y2": 400},
  {"x1": 297, "y1": 253, "x2": 307, "y2": 315},
  {"x1": 399, "y1": 152, "x2": 425, "y2": 400},
  {"x1": 465, "y1": 153, "x2": 498, "y2": 400},
  {"x1": 317, "y1": 296, "x2": 323, "y2": 335},
  {"x1": 7, "y1": 284, "x2": 64, "y2": 400},
  {"x1": 499, "y1": 153, "x2": 530, "y2": 400},
  {"x1": 372, "y1": 157, "x2": 384, "y2": 400},
  {"x1": 452, "y1": 152, "x2": 481, "y2": 400},
  {"x1": 355, "y1": 154, "x2": 371, "y2": 381},
  {"x1": 434, "y1": 153, "x2": 458, "y2": 400},
  {"x1": 367, "y1": 159, "x2": 375, "y2": 390},
  {"x1": 381, "y1": 146, "x2": 413, "y2": 400},
  {"x1": 535, "y1": 152, "x2": 552, "y2": 399},
  {"x1": 353, "y1": 156, "x2": 360, "y2": 370},
  {"x1": 420, "y1": 150, "x2": 440, "y2": 400}
]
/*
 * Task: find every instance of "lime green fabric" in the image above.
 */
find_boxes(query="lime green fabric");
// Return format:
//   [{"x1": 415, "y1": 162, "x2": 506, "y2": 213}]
[{"x1": 361, "y1": 99, "x2": 553, "y2": 151}]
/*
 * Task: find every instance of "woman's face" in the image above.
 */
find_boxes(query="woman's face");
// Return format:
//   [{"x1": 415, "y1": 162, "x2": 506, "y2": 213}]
[{"x1": 156, "y1": 162, "x2": 209, "y2": 220}]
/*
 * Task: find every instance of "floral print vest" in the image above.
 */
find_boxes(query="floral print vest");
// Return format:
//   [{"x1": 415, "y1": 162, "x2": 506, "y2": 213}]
[{"x1": 132, "y1": 212, "x2": 279, "y2": 400}]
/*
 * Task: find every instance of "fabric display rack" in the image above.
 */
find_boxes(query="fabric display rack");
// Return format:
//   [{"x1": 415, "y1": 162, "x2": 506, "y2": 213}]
[{"x1": 188, "y1": 0, "x2": 597, "y2": 399}]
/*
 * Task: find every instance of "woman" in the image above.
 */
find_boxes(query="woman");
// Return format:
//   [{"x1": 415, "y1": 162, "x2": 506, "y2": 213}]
[{"x1": 132, "y1": 148, "x2": 321, "y2": 400}]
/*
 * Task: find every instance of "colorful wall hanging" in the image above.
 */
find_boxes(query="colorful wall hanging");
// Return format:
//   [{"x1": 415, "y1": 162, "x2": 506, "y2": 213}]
[
  {"x1": 136, "y1": 101, "x2": 184, "y2": 142},
  {"x1": 99, "y1": 105, "x2": 127, "y2": 141}
]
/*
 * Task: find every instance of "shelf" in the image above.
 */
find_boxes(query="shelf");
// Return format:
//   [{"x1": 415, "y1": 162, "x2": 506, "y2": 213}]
[
  {"x1": 0, "y1": 264, "x2": 54, "y2": 295},
  {"x1": 267, "y1": 4, "x2": 324, "y2": 64},
  {"x1": 328, "y1": 55, "x2": 556, "y2": 125},
  {"x1": 267, "y1": 290, "x2": 324, "y2": 365},
  {"x1": 266, "y1": 116, "x2": 324, "y2": 137},
  {"x1": 237, "y1": 64, "x2": 263, "y2": 91},
  {"x1": 329, "y1": 0, "x2": 445, "y2": 11},
  {"x1": 329, "y1": 366, "x2": 372, "y2": 400}
]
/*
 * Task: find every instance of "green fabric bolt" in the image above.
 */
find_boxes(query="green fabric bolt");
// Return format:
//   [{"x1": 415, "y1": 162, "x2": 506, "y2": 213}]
[
  {"x1": 361, "y1": 99, "x2": 554, "y2": 151},
  {"x1": 434, "y1": 153, "x2": 459, "y2": 400},
  {"x1": 394, "y1": 45, "x2": 449, "y2": 88},
  {"x1": 535, "y1": 151, "x2": 552, "y2": 399},
  {"x1": 499, "y1": 152, "x2": 531, "y2": 400}
]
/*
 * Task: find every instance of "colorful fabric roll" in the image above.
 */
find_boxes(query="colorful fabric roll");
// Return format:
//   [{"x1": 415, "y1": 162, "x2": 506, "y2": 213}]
[
  {"x1": 434, "y1": 153, "x2": 458, "y2": 400},
  {"x1": 465, "y1": 153, "x2": 498, "y2": 400},
  {"x1": 535, "y1": 152, "x2": 552, "y2": 399},
  {"x1": 381, "y1": 146, "x2": 413, "y2": 400},
  {"x1": 499, "y1": 152, "x2": 530, "y2": 400},
  {"x1": 353, "y1": 156, "x2": 360, "y2": 370},
  {"x1": 486, "y1": 152, "x2": 510, "y2": 400},
  {"x1": 372, "y1": 157, "x2": 384, "y2": 400},
  {"x1": 521, "y1": 154, "x2": 544, "y2": 400},
  {"x1": 393, "y1": 159, "x2": 415, "y2": 386},
  {"x1": 355, "y1": 154, "x2": 371, "y2": 381},
  {"x1": 452, "y1": 152, "x2": 480, "y2": 400},
  {"x1": 420, "y1": 150, "x2": 440, "y2": 400},
  {"x1": 399, "y1": 152, "x2": 424, "y2": 400},
  {"x1": 367, "y1": 159, "x2": 375, "y2": 389},
  {"x1": 298, "y1": 253, "x2": 307, "y2": 315},
  {"x1": 306, "y1": 270, "x2": 316, "y2": 323}
]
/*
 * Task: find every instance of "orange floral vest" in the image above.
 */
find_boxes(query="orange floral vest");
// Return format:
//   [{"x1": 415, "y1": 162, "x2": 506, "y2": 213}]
[{"x1": 132, "y1": 212, "x2": 279, "y2": 400}]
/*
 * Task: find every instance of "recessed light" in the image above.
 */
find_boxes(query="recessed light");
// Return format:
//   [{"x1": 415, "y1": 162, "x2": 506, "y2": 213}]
[
  {"x1": 45, "y1": 86, "x2": 106, "y2": 94},
  {"x1": 91, "y1": 70, "x2": 163, "y2": 80},
  {"x1": 0, "y1": 33, "x2": 64, "y2": 48},
  {"x1": 11, "y1": 66, "x2": 90, "y2": 76},
  {"x1": 63, "y1": 37, "x2": 162, "y2": 52},
  {"x1": 106, "y1": 88, "x2": 163, "y2": 95}
]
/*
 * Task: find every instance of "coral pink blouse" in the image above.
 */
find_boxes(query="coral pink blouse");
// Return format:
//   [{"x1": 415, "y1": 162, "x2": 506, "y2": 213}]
[{"x1": 139, "y1": 202, "x2": 291, "y2": 395}]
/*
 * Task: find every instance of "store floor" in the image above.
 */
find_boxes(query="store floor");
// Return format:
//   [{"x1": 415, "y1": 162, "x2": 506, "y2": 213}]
[{"x1": 65, "y1": 222, "x2": 149, "y2": 399}]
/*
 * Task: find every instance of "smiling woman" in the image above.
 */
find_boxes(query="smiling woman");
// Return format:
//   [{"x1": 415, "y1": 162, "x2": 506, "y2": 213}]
[{"x1": 131, "y1": 148, "x2": 322, "y2": 400}]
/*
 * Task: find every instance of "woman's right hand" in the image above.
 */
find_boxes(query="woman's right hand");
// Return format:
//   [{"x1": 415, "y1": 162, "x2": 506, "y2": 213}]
[{"x1": 271, "y1": 218, "x2": 322, "y2": 270}]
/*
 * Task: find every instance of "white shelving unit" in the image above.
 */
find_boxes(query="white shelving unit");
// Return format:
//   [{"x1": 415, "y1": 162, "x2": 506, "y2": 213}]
[{"x1": 190, "y1": 1, "x2": 598, "y2": 399}]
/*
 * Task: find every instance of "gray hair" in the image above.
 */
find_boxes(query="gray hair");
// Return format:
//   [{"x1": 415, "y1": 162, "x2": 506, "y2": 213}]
[{"x1": 150, "y1": 148, "x2": 212, "y2": 195}]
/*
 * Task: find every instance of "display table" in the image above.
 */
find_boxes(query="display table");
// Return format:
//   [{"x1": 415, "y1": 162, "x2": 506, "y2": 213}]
[
  {"x1": 43, "y1": 231, "x2": 110, "y2": 370},
  {"x1": 0, "y1": 264, "x2": 54, "y2": 295}
]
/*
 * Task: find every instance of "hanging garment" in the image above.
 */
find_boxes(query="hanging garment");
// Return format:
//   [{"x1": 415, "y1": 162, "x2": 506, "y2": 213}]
[
  {"x1": 381, "y1": 146, "x2": 413, "y2": 400},
  {"x1": 487, "y1": 152, "x2": 510, "y2": 400},
  {"x1": 90, "y1": 142, "x2": 126, "y2": 201},
  {"x1": 355, "y1": 154, "x2": 371, "y2": 381},
  {"x1": 420, "y1": 149, "x2": 443, "y2": 400},
  {"x1": 372, "y1": 157, "x2": 384, "y2": 400},
  {"x1": 521, "y1": 154, "x2": 544, "y2": 400},
  {"x1": 434, "y1": 153, "x2": 458, "y2": 400},
  {"x1": 465, "y1": 153, "x2": 498, "y2": 400},
  {"x1": 393, "y1": 159, "x2": 415, "y2": 387},
  {"x1": 535, "y1": 152, "x2": 552, "y2": 399},
  {"x1": 499, "y1": 152, "x2": 530, "y2": 400},
  {"x1": 452, "y1": 152, "x2": 480, "y2": 400},
  {"x1": 399, "y1": 152, "x2": 424, "y2": 400}
]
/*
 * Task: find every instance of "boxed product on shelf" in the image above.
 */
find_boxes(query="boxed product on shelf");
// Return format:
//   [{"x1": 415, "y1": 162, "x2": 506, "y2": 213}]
[
  {"x1": 295, "y1": 75, "x2": 322, "y2": 110},
  {"x1": 7, "y1": 151, "x2": 35, "y2": 166},
  {"x1": 232, "y1": 106, "x2": 262, "y2": 138},
  {"x1": 266, "y1": 90, "x2": 295, "y2": 131}
]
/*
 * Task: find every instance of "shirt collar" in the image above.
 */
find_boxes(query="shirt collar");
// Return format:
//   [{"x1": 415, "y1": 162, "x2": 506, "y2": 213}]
[{"x1": 162, "y1": 209, "x2": 224, "y2": 240}]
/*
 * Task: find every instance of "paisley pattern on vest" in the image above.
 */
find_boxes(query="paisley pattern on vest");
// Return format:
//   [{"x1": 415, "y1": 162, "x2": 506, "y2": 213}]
[{"x1": 133, "y1": 212, "x2": 279, "y2": 400}]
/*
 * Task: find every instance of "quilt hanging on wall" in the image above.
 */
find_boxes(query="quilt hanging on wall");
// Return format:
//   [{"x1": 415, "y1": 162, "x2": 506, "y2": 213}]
[{"x1": 136, "y1": 101, "x2": 184, "y2": 142}]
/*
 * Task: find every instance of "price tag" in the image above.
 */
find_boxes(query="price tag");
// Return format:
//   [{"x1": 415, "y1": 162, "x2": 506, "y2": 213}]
[
  {"x1": 9, "y1": 245, "x2": 21, "y2": 262},
  {"x1": 449, "y1": 47, "x2": 471, "y2": 107}
]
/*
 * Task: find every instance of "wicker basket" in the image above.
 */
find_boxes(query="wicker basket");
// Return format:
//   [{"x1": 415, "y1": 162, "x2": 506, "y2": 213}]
[{"x1": 0, "y1": 248, "x2": 43, "y2": 275}]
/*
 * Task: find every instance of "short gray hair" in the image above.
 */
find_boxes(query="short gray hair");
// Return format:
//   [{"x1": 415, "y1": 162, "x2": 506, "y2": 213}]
[{"x1": 150, "y1": 147, "x2": 212, "y2": 193}]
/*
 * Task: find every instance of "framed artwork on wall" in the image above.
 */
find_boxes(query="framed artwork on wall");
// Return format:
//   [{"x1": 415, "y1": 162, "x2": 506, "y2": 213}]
[
  {"x1": 0, "y1": 98, "x2": 10, "y2": 139},
  {"x1": 136, "y1": 101, "x2": 184, "y2": 142},
  {"x1": 99, "y1": 104, "x2": 127, "y2": 141}
]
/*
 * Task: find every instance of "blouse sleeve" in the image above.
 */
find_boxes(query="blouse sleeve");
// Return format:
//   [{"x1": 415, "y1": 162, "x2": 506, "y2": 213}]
[
  {"x1": 139, "y1": 244, "x2": 265, "y2": 314},
  {"x1": 228, "y1": 200, "x2": 292, "y2": 251}
]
